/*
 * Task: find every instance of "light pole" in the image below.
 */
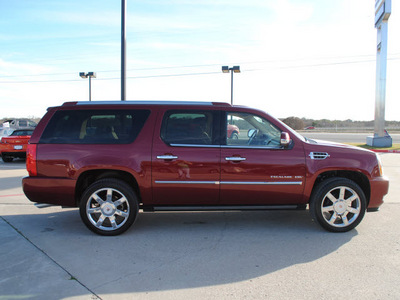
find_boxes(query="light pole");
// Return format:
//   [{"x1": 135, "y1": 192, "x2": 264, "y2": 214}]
[
  {"x1": 79, "y1": 72, "x2": 96, "y2": 101},
  {"x1": 121, "y1": 0, "x2": 126, "y2": 101},
  {"x1": 222, "y1": 66, "x2": 240, "y2": 105}
]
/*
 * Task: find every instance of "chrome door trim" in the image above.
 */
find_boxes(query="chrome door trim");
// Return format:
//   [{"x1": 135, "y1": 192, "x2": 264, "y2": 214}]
[
  {"x1": 155, "y1": 181, "x2": 220, "y2": 185},
  {"x1": 222, "y1": 145, "x2": 283, "y2": 149},
  {"x1": 170, "y1": 144, "x2": 220, "y2": 148},
  {"x1": 220, "y1": 181, "x2": 303, "y2": 185},
  {"x1": 154, "y1": 180, "x2": 302, "y2": 185}
]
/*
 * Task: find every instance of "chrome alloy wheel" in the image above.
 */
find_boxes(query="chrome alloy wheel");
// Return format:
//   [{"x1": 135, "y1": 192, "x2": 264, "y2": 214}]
[
  {"x1": 320, "y1": 186, "x2": 361, "y2": 228},
  {"x1": 86, "y1": 188, "x2": 130, "y2": 231}
]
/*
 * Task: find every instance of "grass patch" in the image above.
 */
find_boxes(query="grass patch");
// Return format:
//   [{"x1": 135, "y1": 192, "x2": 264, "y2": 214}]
[{"x1": 347, "y1": 143, "x2": 400, "y2": 150}]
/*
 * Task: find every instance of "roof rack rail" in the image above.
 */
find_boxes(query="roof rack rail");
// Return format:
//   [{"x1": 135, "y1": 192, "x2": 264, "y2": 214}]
[{"x1": 62, "y1": 100, "x2": 231, "y2": 106}]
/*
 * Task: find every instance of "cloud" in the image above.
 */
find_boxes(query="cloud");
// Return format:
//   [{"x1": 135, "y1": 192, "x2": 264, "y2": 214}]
[{"x1": 0, "y1": 59, "x2": 54, "y2": 77}]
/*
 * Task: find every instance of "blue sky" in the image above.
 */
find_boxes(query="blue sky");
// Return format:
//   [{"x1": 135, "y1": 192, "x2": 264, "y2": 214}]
[{"x1": 1, "y1": 0, "x2": 399, "y2": 121}]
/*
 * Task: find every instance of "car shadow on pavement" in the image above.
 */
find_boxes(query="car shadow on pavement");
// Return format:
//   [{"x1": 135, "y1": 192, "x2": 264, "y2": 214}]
[
  {"x1": 0, "y1": 176, "x2": 27, "y2": 191},
  {"x1": 1, "y1": 208, "x2": 357, "y2": 297}
]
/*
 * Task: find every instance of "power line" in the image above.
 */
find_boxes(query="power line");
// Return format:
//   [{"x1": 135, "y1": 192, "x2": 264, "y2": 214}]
[
  {"x1": 0, "y1": 53, "x2": 386, "y2": 78},
  {"x1": 0, "y1": 71, "x2": 221, "y2": 84},
  {"x1": 1, "y1": 55, "x2": 399, "y2": 84}
]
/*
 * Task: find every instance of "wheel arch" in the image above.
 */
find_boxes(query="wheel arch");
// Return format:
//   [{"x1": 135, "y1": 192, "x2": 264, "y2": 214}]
[
  {"x1": 310, "y1": 170, "x2": 371, "y2": 205},
  {"x1": 75, "y1": 169, "x2": 141, "y2": 206}
]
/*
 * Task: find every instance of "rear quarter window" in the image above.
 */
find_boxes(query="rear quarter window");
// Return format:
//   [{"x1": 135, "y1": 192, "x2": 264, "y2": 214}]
[{"x1": 39, "y1": 109, "x2": 150, "y2": 144}]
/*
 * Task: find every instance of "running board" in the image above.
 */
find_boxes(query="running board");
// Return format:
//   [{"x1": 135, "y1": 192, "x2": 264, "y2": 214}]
[
  {"x1": 34, "y1": 203, "x2": 57, "y2": 209},
  {"x1": 34, "y1": 203, "x2": 74, "y2": 209},
  {"x1": 141, "y1": 204, "x2": 307, "y2": 212}
]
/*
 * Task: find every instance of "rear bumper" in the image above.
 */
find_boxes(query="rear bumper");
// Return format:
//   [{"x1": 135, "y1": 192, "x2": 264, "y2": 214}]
[
  {"x1": 22, "y1": 176, "x2": 77, "y2": 207},
  {"x1": 367, "y1": 176, "x2": 389, "y2": 209}
]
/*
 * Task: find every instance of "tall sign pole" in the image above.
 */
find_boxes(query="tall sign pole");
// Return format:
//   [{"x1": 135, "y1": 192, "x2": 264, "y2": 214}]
[
  {"x1": 367, "y1": 0, "x2": 392, "y2": 147},
  {"x1": 121, "y1": 0, "x2": 126, "y2": 101}
]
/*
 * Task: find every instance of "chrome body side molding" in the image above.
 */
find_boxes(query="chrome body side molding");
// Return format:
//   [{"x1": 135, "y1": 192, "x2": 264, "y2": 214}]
[{"x1": 155, "y1": 180, "x2": 302, "y2": 186}]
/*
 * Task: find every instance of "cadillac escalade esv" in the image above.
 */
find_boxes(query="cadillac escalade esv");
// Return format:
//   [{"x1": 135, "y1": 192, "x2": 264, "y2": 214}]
[{"x1": 22, "y1": 101, "x2": 389, "y2": 235}]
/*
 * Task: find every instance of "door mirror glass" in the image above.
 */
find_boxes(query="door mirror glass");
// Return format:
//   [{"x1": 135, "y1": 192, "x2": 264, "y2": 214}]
[
  {"x1": 247, "y1": 128, "x2": 257, "y2": 138},
  {"x1": 280, "y1": 132, "x2": 291, "y2": 147}
]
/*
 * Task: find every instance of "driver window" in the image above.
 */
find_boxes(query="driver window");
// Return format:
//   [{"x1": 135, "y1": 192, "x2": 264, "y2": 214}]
[{"x1": 226, "y1": 112, "x2": 282, "y2": 147}]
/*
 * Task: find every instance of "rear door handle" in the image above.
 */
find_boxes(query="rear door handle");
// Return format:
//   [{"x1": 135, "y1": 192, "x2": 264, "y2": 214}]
[
  {"x1": 225, "y1": 157, "x2": 246, "y2": 162},
  {"x1": 157, "y1": 155, "x2": 178, "y2": 160}
]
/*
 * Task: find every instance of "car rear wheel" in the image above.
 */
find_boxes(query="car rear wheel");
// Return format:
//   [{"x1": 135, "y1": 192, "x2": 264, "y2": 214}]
[
  {"x1": 310, "y1": 178, "x2": 366, "y2": 232},
  {"x1": 1, "y1": 154, "x2": 13, "y2": 162},
  {"x1": 79, "y1": 178, "x2": 139, "y2": 236}
]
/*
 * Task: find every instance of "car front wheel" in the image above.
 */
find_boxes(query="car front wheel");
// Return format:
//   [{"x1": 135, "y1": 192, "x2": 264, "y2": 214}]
[
  {"x1": 79, "y1": 179, "x2": 139, "y2": 236},
  {"x1": 310, "y1": 178, "x2": 366, "y2": 232}
]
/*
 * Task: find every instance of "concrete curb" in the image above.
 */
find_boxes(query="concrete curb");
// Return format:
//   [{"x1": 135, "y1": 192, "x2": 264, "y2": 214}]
[{"x1": 370, "y1": 149, "x2": 400, "y2": 153}]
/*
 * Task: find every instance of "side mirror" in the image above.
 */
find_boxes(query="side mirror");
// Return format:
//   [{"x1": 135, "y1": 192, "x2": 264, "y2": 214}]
[
  {"x1": 280, "y1": 132, "x2": 291, "y2": 147},
  {"x1": 247, "y1": 128, "x2": 257, "y2": 138}
]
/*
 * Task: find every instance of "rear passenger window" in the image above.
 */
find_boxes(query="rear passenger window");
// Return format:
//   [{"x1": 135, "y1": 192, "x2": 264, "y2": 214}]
[
  {"x1": 39, "y1": 110, "x2": 150, "y2": 144},
  {"x1": 161, "y1": 111, "x2": 215, "y2": 145}
]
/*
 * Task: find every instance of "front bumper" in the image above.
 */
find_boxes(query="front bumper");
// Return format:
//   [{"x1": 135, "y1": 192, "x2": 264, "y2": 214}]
[{"x1": 367, "y1": 175, "x2": 389, "y2": 210}]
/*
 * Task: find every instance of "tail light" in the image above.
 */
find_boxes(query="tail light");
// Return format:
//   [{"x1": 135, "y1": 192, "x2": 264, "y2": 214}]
[
  {"x1": 26, "y1": 144, "x2": 37, "y2": 176},
  {"x1": 376, "y1": 153, "x2": 384, "y2": 177}
]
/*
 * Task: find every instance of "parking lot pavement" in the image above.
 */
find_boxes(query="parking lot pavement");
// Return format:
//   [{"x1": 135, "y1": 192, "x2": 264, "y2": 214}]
[{"x1": 0, "y1": 155, "x2": 399, "y2": 300}]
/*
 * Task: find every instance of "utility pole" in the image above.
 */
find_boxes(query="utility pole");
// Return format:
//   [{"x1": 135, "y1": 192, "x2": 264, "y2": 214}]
[{"x1": 121, "y1": 0, "x2": 126, "y2": 101}]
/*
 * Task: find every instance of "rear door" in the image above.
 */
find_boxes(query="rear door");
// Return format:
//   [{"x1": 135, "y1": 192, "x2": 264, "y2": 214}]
[{"x1": 151, "y1": 109, "x2": 221, "y2": 206}]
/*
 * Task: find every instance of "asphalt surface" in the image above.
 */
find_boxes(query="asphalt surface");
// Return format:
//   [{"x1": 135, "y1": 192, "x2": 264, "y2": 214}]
[{"x1": 0, "y1": 145, "x2": 399, "y2": 299}]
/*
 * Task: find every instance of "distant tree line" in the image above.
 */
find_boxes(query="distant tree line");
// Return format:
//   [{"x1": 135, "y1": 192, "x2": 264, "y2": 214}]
[{"x1": 281, "y1": 117, "x2": 400, "y2": 131}]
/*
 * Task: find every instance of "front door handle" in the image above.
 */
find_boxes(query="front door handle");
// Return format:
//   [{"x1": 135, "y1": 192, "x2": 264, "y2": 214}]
[
  {"x1": 225, "y1": 157, "x2": 246, "y2": 162},
  {"x1": 157, "y1": 155, "x2": 178, "y2": 160}
]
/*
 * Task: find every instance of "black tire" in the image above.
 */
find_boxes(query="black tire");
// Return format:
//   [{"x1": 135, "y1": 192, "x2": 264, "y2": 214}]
[
  {"x1": 1, "y1": 154, "x2": 13, "y2": 162},
  {"x1": 79, "y1": 178, "x2": 139, "y2": 236},
  {"x1": 309, "y1": 178, "x2": 366, "y2": 232},
  {"x1": 231, "y1": 132, "x2": 239, "y2": 139}
]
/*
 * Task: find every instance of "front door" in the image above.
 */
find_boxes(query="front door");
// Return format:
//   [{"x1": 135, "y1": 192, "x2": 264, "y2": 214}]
[{"x1": 220, "y1": 112, "x2": 306, "y2": 205}]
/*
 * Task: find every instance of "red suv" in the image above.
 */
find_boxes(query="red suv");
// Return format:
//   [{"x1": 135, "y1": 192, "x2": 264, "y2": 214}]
[{"x1": 23, "y1": 101, "x2": 389, "y2": 235}]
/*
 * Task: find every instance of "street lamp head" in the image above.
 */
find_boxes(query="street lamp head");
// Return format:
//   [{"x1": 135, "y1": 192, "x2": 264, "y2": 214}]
[
  {"x1": 80, "y1": 72, "x2": 96, "y2": 78},
  {"x1": 232, "y1": 66, "x2": 240, "y2": 73},
  {"x1": 222, "y1": 66, "x2": 240, "y2": 73},
  {"x1": 87, "y1": 72, "x2": 97, "y2": 78}
]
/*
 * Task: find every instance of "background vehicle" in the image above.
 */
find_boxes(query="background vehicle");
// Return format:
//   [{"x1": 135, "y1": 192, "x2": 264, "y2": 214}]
[
  {"x1": 22, "y1": 101, "x2": 389, "y2": 235},
  {"x1": 1, "y1": 119, "x2": 37, "y2": 129},
  {"x1": 0, "y1": 129, "x2": 34, "y2": 162},
  {"x1": 227, "y1": 124, "x2": 239, "y2": 139}
]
